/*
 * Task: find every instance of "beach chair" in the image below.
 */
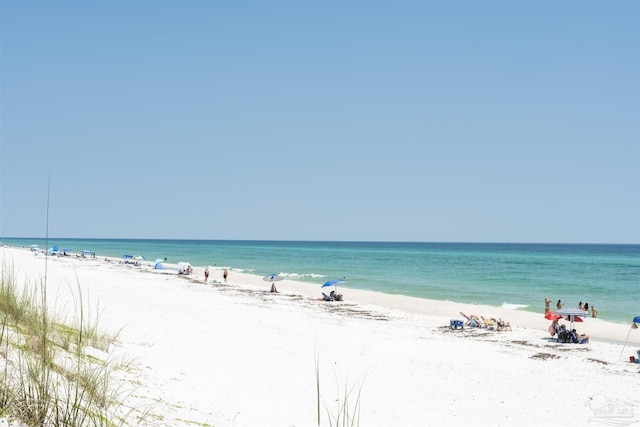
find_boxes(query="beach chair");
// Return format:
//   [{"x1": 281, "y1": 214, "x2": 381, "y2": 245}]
[
  {"x1": 482, "y1": 316, "x2": 495, "y2": 330},
  {"x1": 460, "y1": 312, "x2": 481, "y2": 327},
  {"x1": 459, "y1": 312, "x2": 473, "y2": 326},
  {"x1": 497, "y1": 319, "x2": 512, "y2": 331},
  {"x1": 322, "y1": 292, "x2": 333, "y2": 301}
]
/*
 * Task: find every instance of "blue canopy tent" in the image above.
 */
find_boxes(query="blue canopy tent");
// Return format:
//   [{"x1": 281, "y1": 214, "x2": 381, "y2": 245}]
[{"x1": 618, "y1": 316, "x2": 640, "y2": 362}]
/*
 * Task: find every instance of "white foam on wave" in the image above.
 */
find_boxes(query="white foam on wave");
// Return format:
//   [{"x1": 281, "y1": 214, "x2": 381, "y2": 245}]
[
  {"x1": 281, "y1": 273, "x2": 327, "y2": 279},
  {"x1": 502, "y1": 302, "x2": 528, "y2": 310}
]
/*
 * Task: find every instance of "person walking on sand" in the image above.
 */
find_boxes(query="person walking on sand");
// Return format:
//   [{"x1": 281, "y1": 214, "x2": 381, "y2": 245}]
[
  {"x1": 204, "y1": 268, "x2": 209, "y2": 283},
  {"x1": 223, "y1": 268, "x2": 228, "y2": 283}
]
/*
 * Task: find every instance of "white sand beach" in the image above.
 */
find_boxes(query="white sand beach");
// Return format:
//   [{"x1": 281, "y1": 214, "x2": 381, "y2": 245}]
[{"x1": 1, "y1": 246, "x2": 639, "y2": 426}]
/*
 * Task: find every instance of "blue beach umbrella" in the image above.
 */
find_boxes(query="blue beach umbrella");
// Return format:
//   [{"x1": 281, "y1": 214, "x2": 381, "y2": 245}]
[
  {"x1": 263, "y1": 273, "x2": 284, "y2": 282},
  {"x1": 619, "y1": 316, "x2": 640, "y2": 362},
  {"x1": 321, "y1": 278, "x2": 346, "y2": 292}
]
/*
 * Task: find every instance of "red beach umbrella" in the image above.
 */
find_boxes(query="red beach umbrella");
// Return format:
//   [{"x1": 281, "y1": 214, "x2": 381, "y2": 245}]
[{"x1": 544, "y1": 312, "x2": 563, "y2": 321}]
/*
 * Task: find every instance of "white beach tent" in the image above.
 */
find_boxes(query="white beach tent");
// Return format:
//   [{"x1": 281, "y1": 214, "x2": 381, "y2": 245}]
[
  {"x1": 554, "y1": 306, "x2": 589, "y2": 331},
  {"x1": 177, "y1": 262, "x2": 191, "y2": 274}
]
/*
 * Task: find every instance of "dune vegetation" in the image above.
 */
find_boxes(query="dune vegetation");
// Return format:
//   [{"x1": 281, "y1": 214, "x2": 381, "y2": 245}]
[{"x1": 0, "y1": 260, "x2": 148, "y2": 426}]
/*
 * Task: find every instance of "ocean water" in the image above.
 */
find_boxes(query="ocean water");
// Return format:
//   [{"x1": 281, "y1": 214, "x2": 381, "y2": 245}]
[{"x1": 2, "y1": 238, "x2": 638, "y2": 324}]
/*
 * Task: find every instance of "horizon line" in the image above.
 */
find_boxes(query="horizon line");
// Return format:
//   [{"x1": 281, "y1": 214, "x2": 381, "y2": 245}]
[{"x1": 2, "y1": 236, "x2": 638, "y2": 246}]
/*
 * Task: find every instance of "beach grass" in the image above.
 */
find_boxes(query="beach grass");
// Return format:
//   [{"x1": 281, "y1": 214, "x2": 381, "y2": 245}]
[
  {"x1": 315, "y1": 349, "x2": 362, "y2": 427},
  {"x1": 0, "y1": 260, "x2": 148, "y2": 426}
]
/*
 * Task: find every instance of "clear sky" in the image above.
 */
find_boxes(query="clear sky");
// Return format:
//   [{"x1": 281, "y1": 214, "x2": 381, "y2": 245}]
[{"x1": 1, "y1": 1, "x2": 638, "y2": 243}]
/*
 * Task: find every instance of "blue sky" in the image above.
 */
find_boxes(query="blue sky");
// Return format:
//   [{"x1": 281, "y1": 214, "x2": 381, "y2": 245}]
[{"x1": 1, "y1": 1, "x2": 638, "y2": 243}]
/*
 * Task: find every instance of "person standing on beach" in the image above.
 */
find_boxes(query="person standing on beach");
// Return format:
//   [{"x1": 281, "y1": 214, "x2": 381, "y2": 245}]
[
  {"x1": 544, "y1": 298, "x2": 551, "y2": 314},
  {"x1": 557, "y1": 300, "x2": 563, "y2": 309},
  {"x1": 223, "y1": 268, "x2": 228, "y2": 283},
  {"x1": 204, "y1": 268, "x2": 209, "y2": 283}
]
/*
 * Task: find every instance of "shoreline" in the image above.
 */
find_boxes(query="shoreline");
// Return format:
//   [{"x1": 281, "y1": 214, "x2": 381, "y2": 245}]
[
  {"x1": 11, "y1": 246, "x2": 640, "y2": 345},
  {"x1": 2, "y1": 239, "x2": 636, "y2": 325},
  {"x1": 2, "y1": 246, "x2": 639, "y2": 426}
]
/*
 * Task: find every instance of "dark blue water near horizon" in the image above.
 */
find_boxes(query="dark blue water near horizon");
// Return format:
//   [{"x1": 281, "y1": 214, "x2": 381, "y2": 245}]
[{"x1": 2, "y1": 238, "x2": 638, "y2": 324}]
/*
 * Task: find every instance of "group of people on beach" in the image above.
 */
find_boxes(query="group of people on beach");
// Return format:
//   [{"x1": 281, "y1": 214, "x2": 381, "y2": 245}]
[
  {"x1": 578, "y1": 301, "x2": 597, "y2": 318},
  {"x1": 544, "y1": 297, "x2": 593, "y2": 344},
  {"x1": 203, "y1": 268, "x2": 228, "y2": 284},
  {"x1": 322, "y1": 290, "x2": 343, "y2": 301},
  {"x1": 548, "y1": 319, "x2": 590, "y2": 344},
  {"x1": 179, "y1": 265, "x2": 194, "y2": 275},
  {"x1": 544, "y1": 298, "x2": 598, "y2": 318}
]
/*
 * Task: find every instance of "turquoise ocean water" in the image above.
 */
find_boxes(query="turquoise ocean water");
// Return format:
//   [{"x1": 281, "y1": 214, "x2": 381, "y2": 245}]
[{"x1": 2, "y1": 238, "x2": 638, "y2": 325}]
